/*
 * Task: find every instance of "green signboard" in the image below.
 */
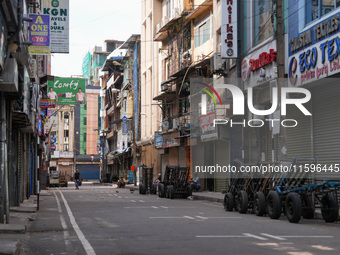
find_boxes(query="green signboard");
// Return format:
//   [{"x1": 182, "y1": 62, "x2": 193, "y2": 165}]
[{"x1": 47, "y1": 77, "x2": 86, "y2": 104}]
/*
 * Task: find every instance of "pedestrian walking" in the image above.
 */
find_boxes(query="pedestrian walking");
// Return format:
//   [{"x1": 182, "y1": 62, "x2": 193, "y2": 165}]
[{"x1": 74, "y1": 169, "x2": 81, "y2": 190}]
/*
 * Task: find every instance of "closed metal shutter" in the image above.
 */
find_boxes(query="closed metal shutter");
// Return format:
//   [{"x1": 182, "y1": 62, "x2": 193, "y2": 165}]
[
  {"x1": 312, "y1": 84, "x2": 340, "y2": 181},
  {"x1": 192, "y1": 145, "x2": 205, "y2": 190},
  {"x1": 77, "y1": 164, "x2": 100, "y2": 180},
  {"x1": 58, "y1": 165, "x2": 73, "y2": 180},
  {"x1": 286, "y1": 102, "x2": 313, "y2": 159},
  {"x1": 215, "y1": 140, "x2": 229, "y2": 192},
  {"x1": 266, "y1": 127, "x2": 279, "y2": 162},
  {"x1": 179, "y1": 146, "x2": 187, "y2": 167}
]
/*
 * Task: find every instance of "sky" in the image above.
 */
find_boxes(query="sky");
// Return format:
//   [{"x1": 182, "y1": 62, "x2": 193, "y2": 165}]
[{"x1": 51, "y1": 0, "x2": 141, "y2": 77}]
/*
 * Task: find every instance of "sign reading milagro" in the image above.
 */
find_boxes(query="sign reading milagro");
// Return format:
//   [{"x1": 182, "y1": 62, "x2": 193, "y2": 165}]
[
  {"x1": 48, "y1": 77, "x2": 86, "y2": 104},
  {"x1": 29, "y1": 14, "x2": 50, "y2": 55},
  {"x1": 43, "y1": 0, "x2": 69, "y2": 53}
]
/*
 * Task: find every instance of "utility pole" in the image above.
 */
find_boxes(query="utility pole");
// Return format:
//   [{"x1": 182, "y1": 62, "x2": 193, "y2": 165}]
[{"x1": 276, "y1": 0, "x2": 286, "y2": 161}]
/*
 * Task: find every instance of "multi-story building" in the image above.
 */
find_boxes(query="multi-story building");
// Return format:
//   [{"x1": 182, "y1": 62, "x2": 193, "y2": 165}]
[
  {"x1": 286, "y1": 0, "x2": 340, "y2": 181},
  {"x1": 46, "y1": 105, "x2": 75, "y2": 179},
  {"x1": 0, "y1": 0, "x2": 49, "y2": 223},
  {"x1": 139, "y1": 0, "x2": 163, "y2": 174},
  {"x1": 150, "y1": 0, "x2": 239, "y2": 192},
  {"x1": 101, "y1": 35, "x2": 140, "y2": 183}
]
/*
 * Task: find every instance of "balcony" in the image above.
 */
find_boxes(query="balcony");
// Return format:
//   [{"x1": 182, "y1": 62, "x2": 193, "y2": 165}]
[
  {"x1": 107, "y1": 105, "x2": 115, "y2": 117},
  {"x1": 107, "y1": 130, "x2": 114, "y2": 140}
]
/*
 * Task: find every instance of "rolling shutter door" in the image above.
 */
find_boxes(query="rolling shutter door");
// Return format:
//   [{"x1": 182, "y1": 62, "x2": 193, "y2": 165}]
[
  {"x1": 286, "y1": 102, "x2": 312, "y2": 160},
  {"x1": 215, "y1": 140, "x2": 229, "y2": 192},
  {"x1": 312, "y1": 84, "x2": 340, "y2": 181},
  {"x1": 77, "y1": 164, "x2": 100, "y2": 180},
  {"x1": 192, "y1": 145, "x2": 205, "y2": 190}
]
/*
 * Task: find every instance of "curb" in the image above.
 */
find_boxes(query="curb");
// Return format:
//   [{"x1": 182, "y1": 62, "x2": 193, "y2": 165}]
[{"x1": 193, "y1": 194, "x2": 224, "y2": 203}]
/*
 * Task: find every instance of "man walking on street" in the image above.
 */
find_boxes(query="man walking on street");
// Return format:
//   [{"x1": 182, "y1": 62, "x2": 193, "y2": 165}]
[{"x1": 74, "y1": 169, "x2": 81, "y2": 190}]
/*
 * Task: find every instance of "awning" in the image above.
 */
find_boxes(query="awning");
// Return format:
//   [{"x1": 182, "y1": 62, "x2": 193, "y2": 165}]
[
  {"x1": 12, "y1": 111, "x2": 30, "y2": 129},
  {"x1": 186, "y1": 0, "x2": 213, "y2": 20},
  {"x1": 153, "y1": 91, "x2": 176, "y2": 101}
]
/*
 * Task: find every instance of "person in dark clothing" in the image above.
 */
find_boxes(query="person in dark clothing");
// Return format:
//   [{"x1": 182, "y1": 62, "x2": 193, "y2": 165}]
[{"x1": 74, "y1": 169, "x2": 81, "y2": 189}]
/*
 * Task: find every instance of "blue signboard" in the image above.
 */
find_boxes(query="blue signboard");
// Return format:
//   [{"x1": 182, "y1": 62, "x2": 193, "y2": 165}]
[{"x1": 123, "y1": 122, "x2": 128, "y2": 135}]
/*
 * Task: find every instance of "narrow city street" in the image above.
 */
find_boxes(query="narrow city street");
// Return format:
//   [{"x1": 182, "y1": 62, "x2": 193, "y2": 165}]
[{"x1": 21, "y1": 183, "x2": 340, "y2": 255}]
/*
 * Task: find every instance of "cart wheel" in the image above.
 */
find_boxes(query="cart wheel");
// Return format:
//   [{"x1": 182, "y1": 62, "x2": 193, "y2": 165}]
[
  {"x1": 285, "y1": 192, "x2": 302, "y2": 223},
  {"x1": 254, "y1": 191, "x2": 266, "y2": 216},
  {"x1": 152, "y1": 184, "x2": 157, "y2": 195},
  {"x1": 236, "y1": 191, "x2": 248, "y2": 214},
  {"x1": 140, "y1": 184, "x2": 146, "y2": 195},
  {"x1": 301, "y1": 194, "x2": 314, "y2": 219},
  {"x1": 169, "y1": 185, "x2": 175, "y2": 199},
  {"x1": 224, "y1": 193, "x2": 234, "y2": 211},
  {"x1": 267, "y1": 191, "x2": 281, "y2": 219},
  {"x1": 187, "y1": 185, "x2": 192, "y2": 197},
  {"x1": 158, "y1": 183, "x2": 165, "y2": 198},
  {"x1": 321, "y1": 193, "x2": 339, "y2": 223}
]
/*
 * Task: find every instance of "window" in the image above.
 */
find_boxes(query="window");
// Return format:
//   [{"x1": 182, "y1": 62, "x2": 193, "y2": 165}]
[
  {"x1": 84, "y1": 117, "x2": 87, "y2": 125},
  {"x1": 306, "y1": 0, "x2": 340, "y2": 24},
  {"x1": 63, "y1": 144, "x2": 69, "y2": 151},
  {"x1": 83, "y1": 133, "x2": 87, "y2": 142},
  {"x1": 195, "y1": 15, "x2": 211, "y2": 48},
  {"x1": 253, "y1": 0, "x2": 273, "y2": 46},
  {"x1": 166, "y1": 0, "x2": 173, "y2": 18}
]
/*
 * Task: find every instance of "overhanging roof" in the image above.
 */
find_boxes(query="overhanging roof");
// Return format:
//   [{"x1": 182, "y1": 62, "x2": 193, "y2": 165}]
[
  {"x1": 186, "y1": 0, "x2": 213, "y2": 20},
  {"x1": 120, "y1": 34, "x2": 140, "y2": 49}
]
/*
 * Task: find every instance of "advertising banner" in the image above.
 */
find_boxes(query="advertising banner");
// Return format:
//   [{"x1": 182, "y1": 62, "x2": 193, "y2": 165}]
[
  {"x1": 43, "y1": 0, "x2": 69, "y2": 53},
  {"x1": 47, "y1": 77, "x2": 86, "y2": 104},
  {"x1": 29, "y1": 14, "x2": 50, "y2": 55},
  {"x1": 288, "y1": 12, "x2": 340, "y2": 86},
  {"x1": 40, "y1": 99, "x2": 56, "y2": 108}
]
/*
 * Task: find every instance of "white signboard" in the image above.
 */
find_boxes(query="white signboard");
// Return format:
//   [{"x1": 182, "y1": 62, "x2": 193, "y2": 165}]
[
  {"x1": 43, "y1": 0, "x2": 69, "y2": 53},
  {"x1": 51, "y1": 150, "x2": 60, "y2": 158},
  {"x1": 221, "y1": 0, "x2": 238, "y2": 58},
  {"x1": 59, "y1": 151, "x2": 74, "y2": 158},
  {"x1": 243, "y1": 40, "x2": 277, "y2": 88},
  {"x1": 50, "y1": 161, "x2": 57, "y2": 166}
]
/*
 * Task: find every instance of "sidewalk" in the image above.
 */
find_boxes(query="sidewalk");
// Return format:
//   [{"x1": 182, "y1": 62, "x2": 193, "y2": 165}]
[{"x1": 0, "y1": 191, "x2": 50, "y2": 255}]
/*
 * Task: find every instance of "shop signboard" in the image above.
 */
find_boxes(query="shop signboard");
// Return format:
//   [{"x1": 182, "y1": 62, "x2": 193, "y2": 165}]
[
  {"x1": 47, "y1": 77, "x2": 86, "y2": 104},
  {"x1": 221, "y1": 0, "x2": 238, "y2": 58},
  {"x1": 42, "y1": 0, "x2": 69, "y2": 53},
  {"x1": 288, "y1": 12, "x2": 340, "y2": 86},
  {"x1": 200, "y1": 111, "x2": 218, "y2": 141},
  {"x1": 28, "y1": 14, "x2": 50, "y2": 55}
]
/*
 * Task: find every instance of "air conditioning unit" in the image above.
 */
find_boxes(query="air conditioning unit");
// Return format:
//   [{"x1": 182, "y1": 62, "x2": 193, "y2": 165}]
[
  {"x1": 0, "y1": 58, "x2": 18, "y2": 92},
  {"x1": 161, "y1": 82, "x2": 168, "y2": 92},
  {"x1": 29, "y1": 59, "x2": 37, "y2": 78},
  {"x1": 100, "y1": 90, "x2": 105, "y2": 97},
  {"x1": 156, "y1": 23, "x2": 161, "y2": 33},
  {"x1": 173, "y1": 118, "x2": 179, "y2": 130}
]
